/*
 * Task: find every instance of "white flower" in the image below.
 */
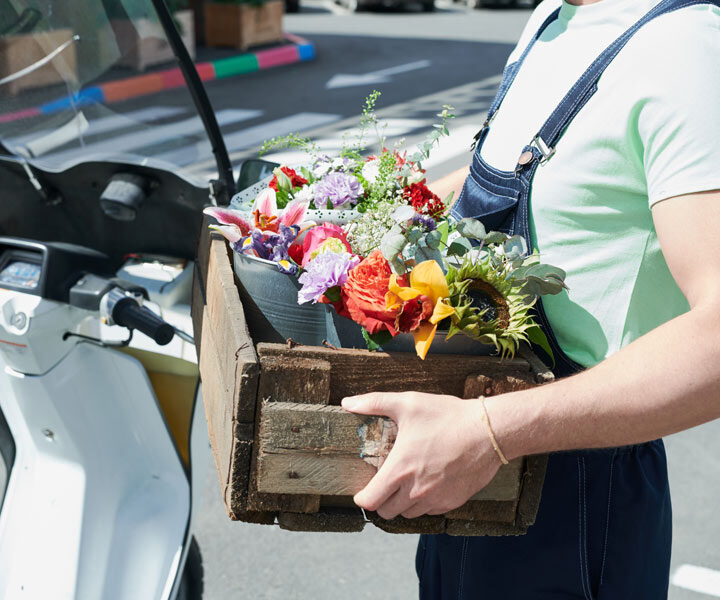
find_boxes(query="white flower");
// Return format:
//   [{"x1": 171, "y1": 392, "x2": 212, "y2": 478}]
[
  {"x1": 313, "y1": 161, "x2": 331, "y2": 179},
  {"x1": 361, "y1": 159, "x2": 380, "y2": 184},
  {"x1": 331, "y1": 157, "x2": 347, "y2": 171},
  {"x1": 293, "y1": 183, "x2": 316, "y2": 204}
]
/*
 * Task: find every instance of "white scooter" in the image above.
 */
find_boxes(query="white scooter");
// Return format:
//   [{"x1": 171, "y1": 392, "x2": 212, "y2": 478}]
[
  {"x1": 0, "y1": 238, "x2": 207, "y2": 599},
  {"x1": 0, "y1": 0, "x2": 246, "y2": 595}
]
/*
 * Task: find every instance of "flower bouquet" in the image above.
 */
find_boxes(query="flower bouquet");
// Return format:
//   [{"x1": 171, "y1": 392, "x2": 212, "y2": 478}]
[{"x1": 205, "y1": 93, "x2": 567, "y2": 360}]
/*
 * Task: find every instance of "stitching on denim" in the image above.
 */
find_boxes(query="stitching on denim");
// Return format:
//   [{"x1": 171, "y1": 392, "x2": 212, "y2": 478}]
[
  {"x1": 578, "y1": 458, "x2": 590, "y2": 600},
  {"x1": 599, "y1": 449, "x2": 617, "y2": 588},
  {"x1": 487, "y1": 8, "x2": 561, "y2": 122},
  {"x1": 538, "y1": 0, "x2": 710, "y2": 147},
  {"x1": 457, "y1": 537, "x2": 470, "y2": 600}
]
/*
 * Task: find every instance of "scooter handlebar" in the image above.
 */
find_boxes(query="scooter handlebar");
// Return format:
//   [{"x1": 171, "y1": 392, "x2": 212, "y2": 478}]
[{"x1": 110, "y1": 294, "x2": 175, "y2": 346}]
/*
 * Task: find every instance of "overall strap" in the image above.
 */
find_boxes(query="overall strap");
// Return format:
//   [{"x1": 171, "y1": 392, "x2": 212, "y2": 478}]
[
  {"x1": 533, "y1": 0, "x2": 720, "y2": 159},
  {"x1": 485, "y1": 7, "x2": 562, "y2": 124}
]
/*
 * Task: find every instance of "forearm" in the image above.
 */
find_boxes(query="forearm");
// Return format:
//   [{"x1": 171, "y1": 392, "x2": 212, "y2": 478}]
[
  {"x1": 428, "y1": 166, "x2": 468, "y2": 206},
  {"x1": 489, "y1": 303, "x2": 720, "y2": 459}
]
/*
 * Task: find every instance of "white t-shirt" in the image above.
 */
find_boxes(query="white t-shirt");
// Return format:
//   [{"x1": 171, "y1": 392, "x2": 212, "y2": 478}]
[{"x1": 479, "y1": 0, "x2": 720, "y2": 367}]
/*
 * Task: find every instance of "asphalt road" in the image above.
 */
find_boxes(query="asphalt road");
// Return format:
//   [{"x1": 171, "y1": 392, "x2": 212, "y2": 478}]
[{"x1": 188, "y1": 3, "x2": 720, "y2": 600}]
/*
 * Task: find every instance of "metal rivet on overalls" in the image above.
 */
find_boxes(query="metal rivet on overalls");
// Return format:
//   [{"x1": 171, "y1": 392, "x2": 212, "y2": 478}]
[{"x1": 517, "y1": 150, "x2": 534, "y2": 166}]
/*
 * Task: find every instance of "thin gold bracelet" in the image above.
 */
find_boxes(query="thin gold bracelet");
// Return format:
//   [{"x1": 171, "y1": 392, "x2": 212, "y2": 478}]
[{"x1": 479, "y1": 397, "x2": 509, "y2": 465}]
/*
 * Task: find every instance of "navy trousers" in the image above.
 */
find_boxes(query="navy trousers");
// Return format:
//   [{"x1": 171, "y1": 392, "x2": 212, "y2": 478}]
[{"x1": 416, "y1": 441, "x2": 672, "y2": 599}]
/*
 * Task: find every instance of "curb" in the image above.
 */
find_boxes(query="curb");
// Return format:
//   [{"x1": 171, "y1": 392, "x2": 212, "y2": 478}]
[{"x1": 0, "y1": 33, "x2": 315, "y2": 124}]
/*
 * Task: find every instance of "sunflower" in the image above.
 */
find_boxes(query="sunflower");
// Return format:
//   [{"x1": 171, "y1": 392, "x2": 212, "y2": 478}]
[{"x1": 445, "y1": 255, "x2": 540, "y2": 358}]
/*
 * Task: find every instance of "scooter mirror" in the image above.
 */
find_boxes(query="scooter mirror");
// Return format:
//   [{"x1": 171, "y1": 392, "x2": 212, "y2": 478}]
[{"x1": 236, "y1": 158, "x2": 279, "y2": 191}]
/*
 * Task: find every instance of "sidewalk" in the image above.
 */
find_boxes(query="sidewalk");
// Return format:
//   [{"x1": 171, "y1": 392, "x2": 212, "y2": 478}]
[{"x1": 0, "y1": 34, "x2": 315, "y2": 124}]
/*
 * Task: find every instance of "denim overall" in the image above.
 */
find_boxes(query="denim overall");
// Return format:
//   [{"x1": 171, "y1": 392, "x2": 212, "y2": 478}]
[{"x1": 419, "y1": 0, "x2": 718, "y2": 597}]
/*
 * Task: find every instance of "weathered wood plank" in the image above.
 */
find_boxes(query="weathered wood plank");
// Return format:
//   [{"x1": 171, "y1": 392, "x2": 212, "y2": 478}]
[
  {"x1": 370, "y1": 514, "x2": 446, "y2": 535},
  {"x1": 445, "y1": 499, "x2": 518, "y2": 523},
  {"x1": 205, "y1": 237, "x2": 258, "y2": 424},
  {"x1": 257, "y1": 343, "x2": 534, "y2": 404},
  {"x1": 277, "y1": 508, "x2": 366, "y2": 533},
  {"x1": 256, "y1": 403, "x2": 523, "y2": 504},
  {"x1": 463, "y1": 372, "x2": 537, "y2": 399},
  {"x1": 257, "y1": 356, "x2": 332, "y2": 404},
  {"x1": 198, "y1": 308, "x2": 235, "y2": 511},
  {"x1": 246, "y1": 360, "x2": 332, "y2": 514}
]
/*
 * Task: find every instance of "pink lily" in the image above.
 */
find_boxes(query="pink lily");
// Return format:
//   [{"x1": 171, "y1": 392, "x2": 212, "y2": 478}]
[
  {"x1": 202, "y1": 206, "x2": 252, "y2": 243},
  {"x1": 251, "y1": 188, "x2": 309, "y2": 233}
]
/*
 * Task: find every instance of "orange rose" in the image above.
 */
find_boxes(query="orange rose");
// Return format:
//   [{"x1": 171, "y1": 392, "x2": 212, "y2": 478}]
[{"x1": 338, "y1": 250, "x2": 403, "y2": 336}]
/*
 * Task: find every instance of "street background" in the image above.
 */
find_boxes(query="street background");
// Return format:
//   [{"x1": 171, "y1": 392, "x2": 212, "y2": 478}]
[{"x1": 174, "y1": 2, "x2": 720, "y2": 599}]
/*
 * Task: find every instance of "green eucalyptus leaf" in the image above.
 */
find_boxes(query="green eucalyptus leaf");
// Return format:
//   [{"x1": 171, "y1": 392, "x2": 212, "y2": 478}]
[
  {"x1": 456, "y1": 218, "x2": 487, "y2": 241},
  {"x1": 449, "y1": 237, "x2": 472, "y2": 257},
  {"x1": 437, "y1": 220, "x2": 450, "y2": 244},
  {"x1": 484, "y1": 231, "x2": 507, "y2": 244},
  {"x1": 425, "y1": 229, "x2": 442, "y2": 250},
  {"x1": 390, "y1": 255, "x2": 407, "y2": 276},
  {"x1": 503, "y1": 235, "x2": 528, "y2": 259},
  {"x1": 443, "y1": 191, "x2": 455, "y2": 207},
  {"x1": 407, "y1": 228, "x2": 423, "y2": 244},
  {"x1": 380, "y1": 231, "x2": 407, "y2": 262}
]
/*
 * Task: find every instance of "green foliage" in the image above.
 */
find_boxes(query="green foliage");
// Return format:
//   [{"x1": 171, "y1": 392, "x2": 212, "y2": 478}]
[
  {"x1": 407, "y1": 105, "x2": 456, "y2": 167},
  {"x1": 366, "y1": 150, "x2": 398, "y2": 207},
  {"x1": 259, "y1": 133, "x2": 320, "y2": 159},
  {"x1": 343, "y1": 90, "x2": 386, "y2": 160},
  {"x1": 361, "y1": 327, "x2": 393, "y2": 351}
]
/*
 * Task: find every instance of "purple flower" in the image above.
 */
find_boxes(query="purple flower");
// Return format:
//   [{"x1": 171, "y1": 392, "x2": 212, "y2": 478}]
[
  {"x1": 234, "y1": 224, "x2": 300, "y2": 275},
  {"x1": 412, "y1": 214, "x2": 437, "y2": 231},
  {"x1": 314, "y1": 172, "x2": 364, "y2": 209},
  {"x1": 297, "y1": 252, "x2": 360, "y2": 304}
]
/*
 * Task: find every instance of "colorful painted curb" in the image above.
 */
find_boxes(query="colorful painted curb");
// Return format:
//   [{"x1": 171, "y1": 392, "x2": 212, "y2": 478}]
[{"x1": 0, "y1": 34, "x2": 315, "y2": 124}]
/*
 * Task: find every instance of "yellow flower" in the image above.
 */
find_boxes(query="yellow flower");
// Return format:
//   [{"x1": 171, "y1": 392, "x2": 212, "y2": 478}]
[{"x1": 385, "y1": 260, "x2": 455, "y2": 360}]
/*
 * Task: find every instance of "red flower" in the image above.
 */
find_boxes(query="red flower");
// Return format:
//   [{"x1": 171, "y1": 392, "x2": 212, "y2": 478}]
[
  {"x1": 269, "y1": 166, "x2": 308, "y2": 191},
  {"x1": 395, "y1": 295, "x2": 434, "y2": 333},
  {"x1": 403, "y1": 180, "x2": 446, "y2": 220},
  {"x1": 337, "y1": 250, "x2": 403, "y2": 336}
]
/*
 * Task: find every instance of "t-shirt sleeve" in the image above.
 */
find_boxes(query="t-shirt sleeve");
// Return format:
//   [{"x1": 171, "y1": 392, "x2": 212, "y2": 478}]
[{"x1": 637, "y1": 7, "x2": 720, "y2": 207}]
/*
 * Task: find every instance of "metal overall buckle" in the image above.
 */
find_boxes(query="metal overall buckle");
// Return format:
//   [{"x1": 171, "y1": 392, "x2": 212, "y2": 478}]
[{"x1": 531, "y1": 135, "x2": 555, "y2": 164}]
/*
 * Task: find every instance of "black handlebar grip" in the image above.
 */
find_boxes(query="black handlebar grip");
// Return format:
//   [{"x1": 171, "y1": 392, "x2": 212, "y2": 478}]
[{"x1": 112, "y1": 298, "x2": 175, "y2": 346}]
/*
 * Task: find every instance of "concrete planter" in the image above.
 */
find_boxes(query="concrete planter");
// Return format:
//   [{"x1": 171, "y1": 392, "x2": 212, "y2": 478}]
[{"x1": 204, "y1": 1, "x2": 284, "y2": 51}]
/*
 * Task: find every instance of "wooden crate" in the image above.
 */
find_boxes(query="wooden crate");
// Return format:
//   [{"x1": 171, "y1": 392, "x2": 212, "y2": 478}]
[
  {"x1": 0, "y1": 29, "x2": 78, "y2": 97},
  {"x1": 203, "y1": 1, "x2": 284, "y2": 51},
  {"x1": 192, "y1": 225, "x2": 553, "y2": 534}
]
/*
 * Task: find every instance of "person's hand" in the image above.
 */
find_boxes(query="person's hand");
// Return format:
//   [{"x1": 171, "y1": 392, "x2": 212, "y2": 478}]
[{"x1": 341, "y1": 391, "x2": 502, "y2": 520}]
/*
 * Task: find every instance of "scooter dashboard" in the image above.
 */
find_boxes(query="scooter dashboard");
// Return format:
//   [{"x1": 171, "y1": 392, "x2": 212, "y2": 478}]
[
  {"x1": 0, "y1": 255, "x2": 42, "y2": 291},
  {"x1": 0, "y1": 238, "x2": 112, "y2": 302}
]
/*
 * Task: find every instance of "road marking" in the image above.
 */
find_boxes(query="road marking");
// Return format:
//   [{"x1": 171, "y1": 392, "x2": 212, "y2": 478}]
[
  {"x1": 7, "y1": 106, "x2": 187, "y2": 149},
  {"x1": 672, "y1": 564, "x2": 720, "y2": 597},
  {"x1": 326, "y1": 60, "x2": 432, "y2": 89},
  {"x1": 42, "y1": 109, "x2": 262, "y2": 165},
  {"x1": 161, "y1": 112, "x2": 342, "y2": 167}
]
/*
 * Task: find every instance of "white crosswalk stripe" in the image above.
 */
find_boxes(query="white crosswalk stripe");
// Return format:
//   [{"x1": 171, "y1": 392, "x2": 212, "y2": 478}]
[
  {"x1": 158, "y1": 111, "x2": 342, "y2": 168},
  {"x1": 672, "y1": 564, "x2": 720, "y2": 598},
  {"x1": 8, "y1": 106, "x2": 187, "y2": 148},
  {"x1": 41, "y1": 108, "x2": 263, "y2": 165}
]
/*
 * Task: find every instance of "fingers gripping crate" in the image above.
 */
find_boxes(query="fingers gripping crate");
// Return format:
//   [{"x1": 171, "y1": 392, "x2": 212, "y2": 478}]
[{"x1": 192, "y1": 226, "x2": 553, "y2": 535}]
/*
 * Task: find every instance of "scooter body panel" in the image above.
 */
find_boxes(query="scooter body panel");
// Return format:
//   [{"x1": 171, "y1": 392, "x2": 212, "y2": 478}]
[{"x1": 0, "y1": 342, "x2": 190, "y2": 600}]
